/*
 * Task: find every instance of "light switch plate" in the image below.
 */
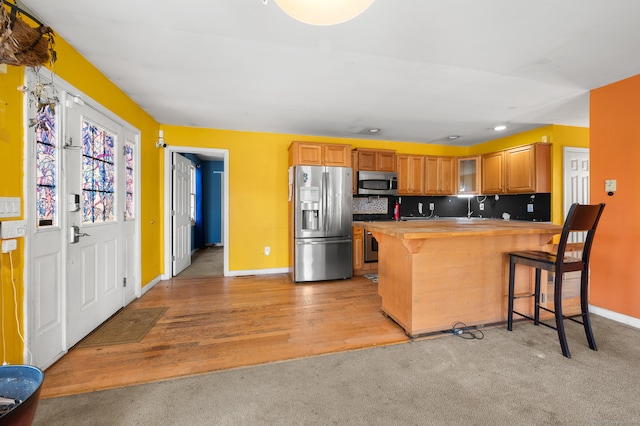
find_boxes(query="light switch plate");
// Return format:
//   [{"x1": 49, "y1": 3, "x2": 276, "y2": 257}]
[
  {"x1": 605, "y1": 179, "x2": 616, "y2": 192},
  {"x1": 0, "y1": 197, "x2": 20, "y2": 218}
]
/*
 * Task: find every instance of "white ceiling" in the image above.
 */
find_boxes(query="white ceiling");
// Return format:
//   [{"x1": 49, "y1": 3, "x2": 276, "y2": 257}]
[{"x1": 19, "y1": 0, "x2": 640, "y2": 146}]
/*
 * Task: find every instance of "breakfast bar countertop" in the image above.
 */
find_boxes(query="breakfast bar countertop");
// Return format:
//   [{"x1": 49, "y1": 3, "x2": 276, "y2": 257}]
[{"x1": 362, "y1": 218, "x2": 562, "y2": 240}]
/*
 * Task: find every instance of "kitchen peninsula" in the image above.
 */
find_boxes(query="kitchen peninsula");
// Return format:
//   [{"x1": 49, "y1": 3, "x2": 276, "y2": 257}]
[{"x1": 365, "y1": 219, "x2": 562, "y2": 337}]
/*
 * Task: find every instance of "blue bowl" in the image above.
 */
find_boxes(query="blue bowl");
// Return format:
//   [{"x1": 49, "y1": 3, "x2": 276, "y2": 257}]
[{"x1": 0, "y1": 365, "x2": 44, "y2": 426}]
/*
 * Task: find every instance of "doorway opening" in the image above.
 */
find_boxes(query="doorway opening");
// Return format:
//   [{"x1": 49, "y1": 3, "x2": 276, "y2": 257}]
[{"x1": 162, "y1": 146, "x2": 229, "y2": 280}]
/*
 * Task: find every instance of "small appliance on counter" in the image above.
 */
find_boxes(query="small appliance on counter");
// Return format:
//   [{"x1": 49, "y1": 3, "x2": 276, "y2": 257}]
[{"x1": 291, "y1": 165, "x2": 353, "y2": 282}]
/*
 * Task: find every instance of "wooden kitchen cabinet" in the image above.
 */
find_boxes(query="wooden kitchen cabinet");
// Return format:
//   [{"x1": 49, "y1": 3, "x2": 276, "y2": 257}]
[
  {"x1": 353, "y1": 148, "x2": 396, "y2": 172},
  {"x1": 481, "y1": 151, "x2": 505, "y2": 194},
  {"x1": 353, "y1": 226, "x2": 365, "y2": 272},
  {"x1": 352, "y1": 225, "x2": 378, "y2": 275},
  {"x1": 481, "y1": 143, "x2": 551, "y2": 194},
  {"x1": 425, "y1": 156, "x2": 455, "y2": 195},
  {"x1": 351, "y1": 151, "x2": 358, "y2": 194},
  {"x1": 456, "y1": 156, "x2": 480, "y2": 194},
  {"x1": 505, "y1": 143, "x2": 551, "y2": 193},
  {"x1": 397, "y1": 154, "x2": 425, "y2": 195},
  {"x1": 289, "y1": 141, "x2": 351, "y2": 167}
]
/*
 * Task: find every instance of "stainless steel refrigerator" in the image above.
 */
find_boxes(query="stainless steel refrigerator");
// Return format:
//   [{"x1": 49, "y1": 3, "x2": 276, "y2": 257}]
[{"x1": 292, "y1": 165, "x2": 352, "y2": 282}]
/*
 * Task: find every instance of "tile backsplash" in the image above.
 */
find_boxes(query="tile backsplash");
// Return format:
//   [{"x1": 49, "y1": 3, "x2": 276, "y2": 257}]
[
  {"x1": 353, "y1": 197, "x2": 388, "y2": 214},
  {"x1": 353, "y1": 193, "x2": 551, "y2": 222}
]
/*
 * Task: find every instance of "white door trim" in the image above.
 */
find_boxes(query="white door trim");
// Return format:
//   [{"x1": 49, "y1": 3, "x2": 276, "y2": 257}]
[{"x1": 162, "y1": 145, "x2": 229, "y2": 280}]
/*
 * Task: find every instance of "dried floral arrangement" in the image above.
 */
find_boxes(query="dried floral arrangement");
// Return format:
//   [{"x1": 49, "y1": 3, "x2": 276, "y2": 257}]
[{"x1": 1, "y1": 0, "x2": 56, "y2": 67}]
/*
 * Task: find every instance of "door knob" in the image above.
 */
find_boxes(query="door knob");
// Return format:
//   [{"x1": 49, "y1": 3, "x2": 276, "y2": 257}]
[{"x1": 70, "y1": 225, "x2": 90, "y2": 244}]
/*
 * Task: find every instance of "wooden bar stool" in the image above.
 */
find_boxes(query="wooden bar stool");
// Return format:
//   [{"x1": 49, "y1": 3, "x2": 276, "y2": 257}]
[{"x1": 507, "y1": 203, "x2": 605, "y2": 358}]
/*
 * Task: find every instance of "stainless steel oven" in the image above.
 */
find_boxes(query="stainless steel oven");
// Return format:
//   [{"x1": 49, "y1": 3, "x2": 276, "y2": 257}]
[{"x1": 364, "y1": 230, "x2": 378, "y2": 263}]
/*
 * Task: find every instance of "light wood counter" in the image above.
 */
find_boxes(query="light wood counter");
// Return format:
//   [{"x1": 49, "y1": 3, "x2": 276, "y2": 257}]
[{"x1": 365, "y1": 219, "x2": 562, "y2": 337}]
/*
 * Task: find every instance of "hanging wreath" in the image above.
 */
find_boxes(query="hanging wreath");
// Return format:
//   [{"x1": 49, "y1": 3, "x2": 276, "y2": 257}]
[{"x1": 0, "y1": 0, "x2": 56, "y2": 67}]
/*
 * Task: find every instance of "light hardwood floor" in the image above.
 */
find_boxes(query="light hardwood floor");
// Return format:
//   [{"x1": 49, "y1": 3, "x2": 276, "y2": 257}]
[{"x1": 40, "y1": 274, "x2": 410, "y2": 398}]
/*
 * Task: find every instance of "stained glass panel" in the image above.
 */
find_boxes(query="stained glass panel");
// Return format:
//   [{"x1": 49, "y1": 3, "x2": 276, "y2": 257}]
[
  {"x1": 125, "y1": 142, "x2": 134, "y2": 220},
  {"x1": 36, "y1": 143, "x2": 56, "y2": 186},
  {"x1": 82, "y1": 119, "x2": 116, "y2": 224},
  {"x1": 36, "y1": 104, "x2": 57, "y2": 227}
]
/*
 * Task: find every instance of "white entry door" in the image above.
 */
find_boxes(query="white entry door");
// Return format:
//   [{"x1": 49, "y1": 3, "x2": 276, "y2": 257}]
[
  {"x1": 172, "y1": 153, "x2": 192, "y2": 275},
  {"x1": 64, "y1": 101, "x2": 126, "y2": 347}
]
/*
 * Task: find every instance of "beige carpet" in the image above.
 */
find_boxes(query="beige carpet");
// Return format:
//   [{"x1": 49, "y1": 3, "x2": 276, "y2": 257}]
[
  {"x1": 34, "y1": 315, "x2": 640, "y2": 425},
  {"x1": 176, "y1": 246, "x2": 223, "y2": 278},
  {"x1": 77, "y1": 307, "x2": 168, "y2": 348}
]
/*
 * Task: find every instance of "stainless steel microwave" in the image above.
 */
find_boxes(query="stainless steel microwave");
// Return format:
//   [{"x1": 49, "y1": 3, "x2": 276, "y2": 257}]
[{"x1": 357, "y1": 171, "x2": 398, "y2": 195}]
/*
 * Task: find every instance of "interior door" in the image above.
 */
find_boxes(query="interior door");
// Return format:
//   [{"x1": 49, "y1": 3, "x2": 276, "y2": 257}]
[
  {"x1": 172, "y1": 153, "x2": 192, "y2": 275},
  {"x1": 65, "y1": 101, "x2": 125, "y2": 347},
  {"x1": 563, "y1": 147, "x2": 590, "y2": 243}
]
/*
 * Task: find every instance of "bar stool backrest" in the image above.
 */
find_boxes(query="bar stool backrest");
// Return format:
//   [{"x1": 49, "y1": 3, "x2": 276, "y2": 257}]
[{"x1": 556, "y1": 203, "x2": 606, "y2": 271}]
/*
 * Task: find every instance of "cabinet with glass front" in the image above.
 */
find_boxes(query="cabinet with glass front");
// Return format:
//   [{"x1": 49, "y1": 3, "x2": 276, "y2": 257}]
[{"x1": 456, "y1": 156, "x2": 480, "y2": 194}]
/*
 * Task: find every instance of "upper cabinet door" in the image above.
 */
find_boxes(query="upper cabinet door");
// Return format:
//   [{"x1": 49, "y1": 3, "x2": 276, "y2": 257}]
[
  {"x1": 425, "y1": 156, "x2": 455, "y2": 195},
  {"x1": 354, "y1": 149, "x2": 396, "y2": 172},
  {"x1": 289, "y1": 142, "x2": 351, "y2": 167},
  {"x1": 457, "y1": 156, "x2": 480, "y2": 194},
  {"x1": 295, "y1": 143, "x2": 324, "y2": 165},
  {"x1": 481, "y1": 151, "x2": 504, "y2": 194},
  {"x1": 376, "y1": 151, "x2": 396, "y2": 172},
  {"x1": 397, "y1": 154, "x2": 424, "y2": 195},
  {"x1": 323, "y1": 144, "x2": 351, "y2": 167},
  {"x1": 356, "y1": 151, "x2": 377, "y2": 171},
  {"x1": 505, "y1": 143, "x2": 551, "y2": 193}
]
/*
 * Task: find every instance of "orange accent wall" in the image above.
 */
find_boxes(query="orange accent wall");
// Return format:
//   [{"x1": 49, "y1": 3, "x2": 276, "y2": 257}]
[{"x1": 590, "y1": 74, "x2": 640, "y2": 319}]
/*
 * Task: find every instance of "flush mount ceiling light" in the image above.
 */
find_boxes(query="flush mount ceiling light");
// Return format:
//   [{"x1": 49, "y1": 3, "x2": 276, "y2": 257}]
[
  {"x1": 447, "y1": 135, "x2": 460, "y2": 140},
  {"x1": 367, "y1": 128, "x2": 381, "y2": 134},
  {"x1": 273, "y1": 0, "x2": 375, "y2": 26},
  {"x1": 494, "y1": 125, "x2": 507, "y2": 131}
]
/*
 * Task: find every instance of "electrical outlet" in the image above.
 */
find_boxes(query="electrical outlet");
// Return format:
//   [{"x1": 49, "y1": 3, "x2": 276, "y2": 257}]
[
  {"x1": 1, "y1": 239, "x2": 17, "y2": 253},
  {"x1": 264, "y1": 246, "x2": 270, "y2": 256},
  {"x1": 429, "y1": 203, "x2": 435, "y2": 211},
  {"x1": 479, "y1": 203, "x2": 484, "y2": 211},
  {"x1": 527, "y1": 204, "x2": 534, "y2": 213}
]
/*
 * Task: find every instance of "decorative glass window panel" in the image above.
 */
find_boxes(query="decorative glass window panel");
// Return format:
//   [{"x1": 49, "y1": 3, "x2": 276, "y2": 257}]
[
  {"x1": 82, "y1": 120, "x2": 116, "y2": 223},
  {"x1": 35, "y1": 104, "x2": 57, "y2": 227},
  {"x1": 124, "y1": 142, "x2": 135, "y2": 220}
]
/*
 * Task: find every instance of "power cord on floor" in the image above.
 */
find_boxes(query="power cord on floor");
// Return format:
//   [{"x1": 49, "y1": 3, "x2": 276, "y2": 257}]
[{"x1": 450, "y1": 322, "x2": 484, "y2": 340}]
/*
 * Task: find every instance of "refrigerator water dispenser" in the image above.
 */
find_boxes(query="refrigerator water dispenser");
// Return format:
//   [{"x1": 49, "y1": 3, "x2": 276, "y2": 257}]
[{"x1": 302, "y1": 208, "x2": 318, "y2": 230}]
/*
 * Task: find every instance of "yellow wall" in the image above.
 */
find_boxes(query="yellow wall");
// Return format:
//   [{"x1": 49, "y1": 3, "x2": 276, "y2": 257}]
[{"x1": 0, "y1": 65, "x2": 26, "y2": 364}]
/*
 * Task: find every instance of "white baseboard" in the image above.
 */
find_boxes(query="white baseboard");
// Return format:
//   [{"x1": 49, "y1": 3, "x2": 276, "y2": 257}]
[
  {"x1": 226, "y1": 267, "x2": 289, "y2": 277},
  {"x1": 141, "y1": 275, "x2": 162, "y2": 296},
  {"x1": 590, "y1": 305, "x2": 640, "y2": 329}
]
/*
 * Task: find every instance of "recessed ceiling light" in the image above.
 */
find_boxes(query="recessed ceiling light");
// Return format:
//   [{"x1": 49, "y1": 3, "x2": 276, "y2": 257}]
[
  {"x1": 367, "y1": 128, "x2": 381, "y2": 134},
  {"x1": 447, "y1": 135, "x2": 460, "y2": 140},
  {"x1": 494, "y1": 125, "x2": 507, "y2": 131}
]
